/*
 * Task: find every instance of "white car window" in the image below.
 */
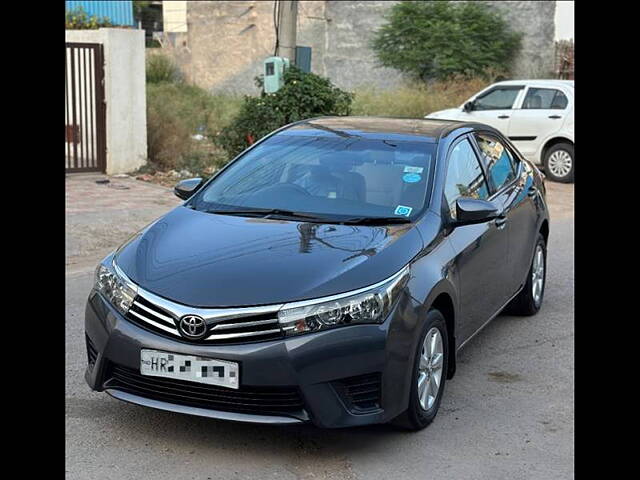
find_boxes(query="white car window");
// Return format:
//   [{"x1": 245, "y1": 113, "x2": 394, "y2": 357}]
[
  {"x1": 522, "y1": 88, "x2": 568, "y2": 110},
  {"x1": 473, "y1": 87, "x2": 523, "y2": 111}
]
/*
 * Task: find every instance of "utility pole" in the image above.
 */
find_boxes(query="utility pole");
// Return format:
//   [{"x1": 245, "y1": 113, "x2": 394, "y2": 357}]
[{"x1": 276, "y1": 0, "x2": 298, "y2": 64}]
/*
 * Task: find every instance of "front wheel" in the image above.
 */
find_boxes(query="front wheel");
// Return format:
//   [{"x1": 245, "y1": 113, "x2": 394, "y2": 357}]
[
  {"x1": 392, "y1": 309, "x2": 449, "y2": 431},
  {"x1": 544, "y1": 143, "x2": 574, "y2": 183}
]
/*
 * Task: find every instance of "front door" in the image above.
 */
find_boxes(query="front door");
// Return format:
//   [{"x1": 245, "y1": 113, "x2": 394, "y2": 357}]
[
  {"x1": 463, "y1": 85, "x2": 525, "y2": 136},
  {"x1": 443, "y1": 136, "x2": 509, "y2": 342},
  {"x1": 471, "y1": 131, "x2": 539, "y2": 297}
]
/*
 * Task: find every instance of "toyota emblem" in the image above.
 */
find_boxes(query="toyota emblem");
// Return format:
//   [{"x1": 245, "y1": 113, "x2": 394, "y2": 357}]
[{"x1": 179, "y1": 315, "x2": 207, "y2": 340}]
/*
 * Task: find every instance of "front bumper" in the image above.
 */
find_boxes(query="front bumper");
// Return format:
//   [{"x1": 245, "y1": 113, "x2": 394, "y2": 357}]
[{"x1": 85, "y1": 290, "x2": 420, "y2": 428}]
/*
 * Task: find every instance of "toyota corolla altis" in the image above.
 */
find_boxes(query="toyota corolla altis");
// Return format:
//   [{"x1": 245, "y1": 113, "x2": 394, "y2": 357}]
[{"x1": 85, "y1": 117, "x2": 549, "y2": 430}]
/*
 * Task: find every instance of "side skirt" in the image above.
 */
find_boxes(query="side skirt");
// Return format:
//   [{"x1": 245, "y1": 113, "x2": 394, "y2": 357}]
[{"x1": 456, "y1": 285, "x2": 525, "y2": 352}]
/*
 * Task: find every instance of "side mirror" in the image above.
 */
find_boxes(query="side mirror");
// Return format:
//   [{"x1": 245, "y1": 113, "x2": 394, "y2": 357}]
[
  {"x1": 463, "y1": 100, "x2": 475, "y2": 113},
  {"x1": 454, "y1": 198, "x2": 500, "y2": 226},
  {"x1": 174, "y1": 177, "x2": 204, "y2": 200}
]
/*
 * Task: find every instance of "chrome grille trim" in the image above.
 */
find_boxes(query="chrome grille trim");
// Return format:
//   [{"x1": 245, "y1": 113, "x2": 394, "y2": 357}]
[
  {"x1": 124, "y1": 283, "x2": 285, "y2": 344},
  {"x1": 136, "y1": 286, "x2": 284, "y2": 323},
  {"x1": 210, "y1": 318, "x2": 279, "y2": 331},
  {"x1": 205, "y1": 328, "x2": 282, "y2": 341},
  {"x1": 132, "y1": 300, "x2": 174, "y2": 323},
  {"x1": 128, "y1": 309, "x2": 181, "y2": 337}
]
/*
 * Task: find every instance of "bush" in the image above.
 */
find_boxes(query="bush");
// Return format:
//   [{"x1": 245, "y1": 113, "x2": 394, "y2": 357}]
[
  {"x1": 65, "y1": 6, "x2": 113, "y2": 29},
  {"x1": 216, "y1": 67, "x2": 354, "y2": 158},
  {"x1": 351, "y1": 76, "x2": 490, "y2": 118},
  {"x1": 146, "y1": 54, "x2": 183, "y2": 84},
  {"x1": 371, "y1": 1, "x2": 521, "y2": 82},
  {"x1": 146, "y1": 82, "x2": 242, "y2": 172}
]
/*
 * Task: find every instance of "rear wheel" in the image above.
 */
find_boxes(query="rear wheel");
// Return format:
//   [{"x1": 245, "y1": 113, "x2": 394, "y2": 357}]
[
  {"x1": 504, "y1": 234, "x2": 546, "y2": 316},
  {"x1": 544, "y1": 143, "x2": 574, "y2": 183},
  {"x1": 392, "y1": 309, "x2": 448, "y2": 431}
]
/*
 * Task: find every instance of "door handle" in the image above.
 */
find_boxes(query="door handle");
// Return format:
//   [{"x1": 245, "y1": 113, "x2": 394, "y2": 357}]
[
  {"x1": 497, "y1": 115, "x2": 510, "y2": 119},
  {"x1": 494, "y1": 216, "x2": 507, "y2": 229},
  {"x1": 548, "y1": 115, "x2": 562, "y2": 119}
]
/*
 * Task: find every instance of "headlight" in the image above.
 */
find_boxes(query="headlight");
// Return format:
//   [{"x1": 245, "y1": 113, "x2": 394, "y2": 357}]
[
  {"x1": 278, "y1": 265, "x2": 410, "y2": 336},
  {"x1": 94, "y1": 261, "x2": 137, "y2": 315}
]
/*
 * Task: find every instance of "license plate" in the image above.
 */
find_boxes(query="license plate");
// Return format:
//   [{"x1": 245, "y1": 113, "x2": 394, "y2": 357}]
[{"x1": 140, "y1": 349, "x2": 239, "y2": 389}]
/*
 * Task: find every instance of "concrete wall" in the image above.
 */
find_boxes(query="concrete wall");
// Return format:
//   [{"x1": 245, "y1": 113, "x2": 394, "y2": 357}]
[
  {"x1": 154, "y1": 0, "x2": 557, "y2": 95},
  {"x1": 66, "y1": 28, "x2": 147, "y2": 174}
]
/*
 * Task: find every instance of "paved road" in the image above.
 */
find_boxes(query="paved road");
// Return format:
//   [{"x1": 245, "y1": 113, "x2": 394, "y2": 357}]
[{"x1": 65, "y1": 176, "x2": 574, "y2": 480}]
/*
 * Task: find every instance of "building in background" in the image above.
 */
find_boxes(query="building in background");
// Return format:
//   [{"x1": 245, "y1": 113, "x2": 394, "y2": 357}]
[
  {"x1": 553, "y1": 1, "x2": 574, "y2": 79},
  {"x1": 554, "y1": 1, "x2": 574, "y2": 41},
  {"x1": 65, "y1": 0, "x2": 135, "y2": 27},
  {"x1": 149, "y1": 1, "x2": 558, "y2": 95}
]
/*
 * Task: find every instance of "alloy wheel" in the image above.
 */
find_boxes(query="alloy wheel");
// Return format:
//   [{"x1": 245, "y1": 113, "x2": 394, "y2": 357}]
[
  {"x1": 417, "y1": 327, "x2": 444, "y2": 411},
  {"x1": 531, "y1": 245, "x2": 545, "y2": 306}
]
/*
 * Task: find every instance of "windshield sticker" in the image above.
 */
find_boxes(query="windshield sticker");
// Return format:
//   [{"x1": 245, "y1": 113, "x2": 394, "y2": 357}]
[
  {"x1": 394, "y1": 205, "x2": 413, "y2": 217},
  {"x1": 402, "y1": 173, "x2": 422, "y2": 183},
  {"x1": 404, "y1": 166, "x2": 424, "y2": 174}
]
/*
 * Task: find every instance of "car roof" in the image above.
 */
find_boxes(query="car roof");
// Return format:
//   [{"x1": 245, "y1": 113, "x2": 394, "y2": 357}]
[
  {"x1": 493, "y1": 79, "x2": 574, "y2": 88},
  {"x1": 282, "y1": 116, "x2": 488, "y2": 143}
]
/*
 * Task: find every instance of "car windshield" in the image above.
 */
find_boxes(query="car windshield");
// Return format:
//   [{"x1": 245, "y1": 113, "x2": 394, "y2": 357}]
[{"x1": 189, "y1": 133, "x2": 436, "y2": 222}]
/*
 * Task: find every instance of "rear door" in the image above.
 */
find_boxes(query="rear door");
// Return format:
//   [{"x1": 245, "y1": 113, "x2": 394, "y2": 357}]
[
  {"x1": 464, "y1": 85, "x2": 525, "y2": 134},
  {"x1": 443, "y1": 136, "x2": 509, "y2": 341},
  {"x1": 508, "y1": 86, "x2": 572, "y2": 161}
]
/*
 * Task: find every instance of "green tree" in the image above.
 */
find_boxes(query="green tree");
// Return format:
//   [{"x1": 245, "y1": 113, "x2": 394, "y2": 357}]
[
  {"x1": 371, "y1": 1, "x2": 522, "y2": 81},
  {"x1": 216, "y1": 67, "x2": 353, "y2": 158}
]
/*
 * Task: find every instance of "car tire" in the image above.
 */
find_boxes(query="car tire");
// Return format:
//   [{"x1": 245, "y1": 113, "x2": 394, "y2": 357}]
[
  {"x1": 544, "y1": 142, "x2": 574, "y2": 183},
  {"x1": 504, "y1": 234, "x2": 547, "y2": 316},
  {"x1": 392, "y1": 309, "x2": 449, "y2": 431}
]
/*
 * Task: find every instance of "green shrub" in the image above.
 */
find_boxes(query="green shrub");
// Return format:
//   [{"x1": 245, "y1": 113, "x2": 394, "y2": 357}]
[
  {"x1": 371, "y1": 1, "x2": 521, "y2": 81},
  {"x1": 146, "y1": 54, "x2": 183, "y2": 84},
  {"x1": 216, "y1": 67, "x2": 354, "y2": 158},
  {"x1": 352, "y1": 76, "x2": 490, "y2": 118},
  {"x1": 146, "y1": 82, "x2": 241, "y2": 172},
  {"x1": 65, "y1": 6, "x2": 113, "y2": 29}
]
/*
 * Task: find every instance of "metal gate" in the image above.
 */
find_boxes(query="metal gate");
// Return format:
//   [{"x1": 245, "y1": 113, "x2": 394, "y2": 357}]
[{"x1": 65, "y1": 43, "x2": 106, "y2": 173}]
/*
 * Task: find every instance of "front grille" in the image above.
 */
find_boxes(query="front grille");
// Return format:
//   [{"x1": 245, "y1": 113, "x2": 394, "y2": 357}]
[
  {"x1": 125, "y1": 293, "x2": 284, "y2": 345},
  {"x1": 333, "y1": 373, "x2": 382, "y2": 412},
  {"x1": 103, "y1": 363, "x2": 305, "y2": 416},
  {"x1": 126, "y1": 296, "x2": 182, "y2": 338},
  {"x1": 86, "y1": 335, "x2": 98, "y2": 367}
]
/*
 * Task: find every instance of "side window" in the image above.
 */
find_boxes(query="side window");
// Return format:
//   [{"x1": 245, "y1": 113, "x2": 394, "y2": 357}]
[
  {"x1": 474, "y1": 134, "x2": 517, "y2": 191},
  {"x1": 522, "y1": 88, "x2": 568, "y2": 110},
  {"x1": 443, "y1": 139, "x2": 489, "y2": 219},
  {"x1": 473, "y1": 87, "x2": 522, "y2": 111}
]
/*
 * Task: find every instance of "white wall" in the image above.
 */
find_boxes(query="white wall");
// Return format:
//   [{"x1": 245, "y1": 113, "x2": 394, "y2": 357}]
[
  {"x1": 555, "y1": 1, "x2": 574, "y2": 40},
  {"x1": 66, "y1": 28, "x2": 147, "y2": 174}
]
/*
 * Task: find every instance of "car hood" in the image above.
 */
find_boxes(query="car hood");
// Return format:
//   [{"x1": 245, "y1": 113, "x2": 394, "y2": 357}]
[
  {"x1": 425, "y1": 108, "x2": 462, "y2": 120},
  {"x1": 114, "y1": 206, "x2": 424, "y2": 307}
]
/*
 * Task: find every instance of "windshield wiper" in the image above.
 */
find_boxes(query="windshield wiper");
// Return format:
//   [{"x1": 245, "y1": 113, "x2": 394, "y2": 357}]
[
  {"x1": 206, "y1": 207, "x2": 328, "y2": 221},
  {"x1": 339, "y1": 217, "x2": 413, "y2": 225}
]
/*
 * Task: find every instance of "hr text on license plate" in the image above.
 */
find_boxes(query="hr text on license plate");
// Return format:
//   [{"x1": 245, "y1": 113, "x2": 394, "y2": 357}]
[{"x1": 140, "y1": 349, "x2": 239, "y2": 389}]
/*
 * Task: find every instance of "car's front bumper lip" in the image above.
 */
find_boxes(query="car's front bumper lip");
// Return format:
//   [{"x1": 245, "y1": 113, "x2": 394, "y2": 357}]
[
  {"x1": 105, "y1": 389, "x2": 307, "y2": 424},
  {"x1": 85, "y1": 290, "x2": 418, "y2": 428}
]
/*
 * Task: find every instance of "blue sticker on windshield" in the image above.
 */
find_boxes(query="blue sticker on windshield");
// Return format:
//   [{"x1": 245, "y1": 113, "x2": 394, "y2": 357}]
[
  {"x1": 403, "y1": 173, "x2": 422, "y2": 183},
  {"x1": 394, "y1": 205, "x2": 413, "y2": 217}
]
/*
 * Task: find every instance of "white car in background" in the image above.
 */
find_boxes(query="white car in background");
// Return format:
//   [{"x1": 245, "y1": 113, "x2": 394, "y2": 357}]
[{"x1": 427, "y1": 80, "x2": 574, "y2": 182}]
